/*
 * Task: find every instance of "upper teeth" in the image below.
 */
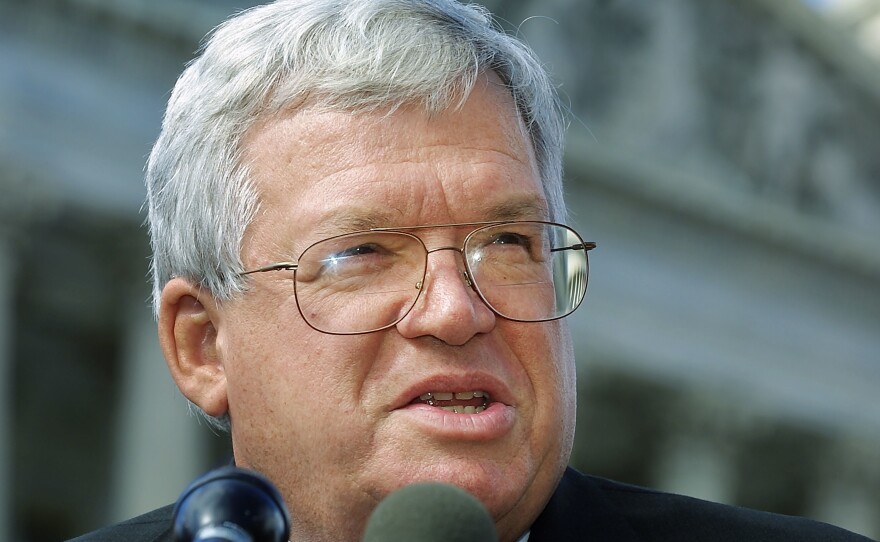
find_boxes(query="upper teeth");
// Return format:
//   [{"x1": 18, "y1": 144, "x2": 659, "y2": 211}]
[
  {"x1": 417, "y1": 391, "x2": 490, "y2": 414},
  {"x1": 419, "y1": 391, "x2": 488, "y2": 401}
]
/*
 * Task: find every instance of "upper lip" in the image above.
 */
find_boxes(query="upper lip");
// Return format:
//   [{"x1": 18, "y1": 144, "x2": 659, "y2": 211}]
[{"x1": 390, "y1": 372, "x2": 515, "y2": 411}]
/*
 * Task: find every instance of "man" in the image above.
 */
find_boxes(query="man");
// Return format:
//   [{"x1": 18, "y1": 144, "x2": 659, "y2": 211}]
[{"x1": 71, "y1": 0, "x2": 874, "y2": 541}]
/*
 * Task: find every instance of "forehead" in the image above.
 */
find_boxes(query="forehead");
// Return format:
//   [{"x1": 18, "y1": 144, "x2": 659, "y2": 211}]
[{"x1": 241, "y1": 79, "x2": 546, "y2": 249}]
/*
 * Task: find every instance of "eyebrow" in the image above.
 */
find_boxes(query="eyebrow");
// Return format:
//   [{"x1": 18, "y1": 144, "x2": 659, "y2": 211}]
[
  {"x1": 485, "y1": 196, "x2": 550, "y2": 221},
  {"x1": 311, "y1": 194, "x2": 549, "y2": 237},
  {"x1": 311, "y1": 210, "x2": 400, "y2": 238}
]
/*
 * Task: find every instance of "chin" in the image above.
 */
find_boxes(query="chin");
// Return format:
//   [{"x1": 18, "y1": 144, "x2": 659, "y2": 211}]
[{"x1": 379, "y1": 453, "x2": 535, "y2": 519}]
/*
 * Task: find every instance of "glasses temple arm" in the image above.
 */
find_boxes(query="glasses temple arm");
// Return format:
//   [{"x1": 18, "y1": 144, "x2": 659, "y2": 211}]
[
  {"x1": 550, "y1": 242, "x2": 597, "y2": 253},
  {"x1": 240, "y1": 262, "x2": 299, "y2": 276}
]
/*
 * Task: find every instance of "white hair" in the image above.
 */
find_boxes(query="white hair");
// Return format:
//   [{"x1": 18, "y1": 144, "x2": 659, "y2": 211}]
[{"x1": 146, "y1": 0, "x2": 567, "y2": 430}]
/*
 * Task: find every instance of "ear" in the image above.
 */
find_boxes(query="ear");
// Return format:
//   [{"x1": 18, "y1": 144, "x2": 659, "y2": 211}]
[{"x1": 158, "y1": 277, "x2": 229, "y2": 418}]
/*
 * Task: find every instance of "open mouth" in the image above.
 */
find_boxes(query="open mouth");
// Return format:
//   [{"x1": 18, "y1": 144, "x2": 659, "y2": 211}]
[{"x1": 410, "y1": 391, "x2": 490, "y2": 414}]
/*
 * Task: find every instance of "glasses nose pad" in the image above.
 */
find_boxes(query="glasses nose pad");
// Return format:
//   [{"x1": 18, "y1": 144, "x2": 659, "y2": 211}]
[
  {"x1": 462, "y1": 270, "x2": 473, "y2": 288},
  {"x1": 414, "y1": 271, "x2": 473, "y2": 291},
  {"x1": 413, "y1": 247, "x2": 478, "y2": 304}
]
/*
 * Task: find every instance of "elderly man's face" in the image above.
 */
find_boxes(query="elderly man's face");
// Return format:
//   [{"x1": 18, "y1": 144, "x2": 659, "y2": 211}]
[{"x1": 183, "y1": 77, "x2": 576, "y2": 541}]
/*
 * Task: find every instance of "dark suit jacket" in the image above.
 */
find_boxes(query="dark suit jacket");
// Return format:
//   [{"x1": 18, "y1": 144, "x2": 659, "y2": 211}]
[
  {"x1": 529, "y1": 468, "x2": 875, "y2": 541},
  {"x1": 68, "y1": 467, "x2": 876, "y2": 541}
]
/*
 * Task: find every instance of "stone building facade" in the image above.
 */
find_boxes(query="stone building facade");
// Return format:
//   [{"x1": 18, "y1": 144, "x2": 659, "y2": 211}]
[{"x1": 1, "y1": 0, "x2": 878, "y2": 540}]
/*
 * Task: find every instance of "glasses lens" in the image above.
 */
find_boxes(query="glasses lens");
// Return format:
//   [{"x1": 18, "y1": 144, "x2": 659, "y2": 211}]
[
  {"x1": 465, "y1": 222, "x2": 589, "y2": 322},
  {"x1": 294, "y1": 232, "x2": 426, "y2": 334}
]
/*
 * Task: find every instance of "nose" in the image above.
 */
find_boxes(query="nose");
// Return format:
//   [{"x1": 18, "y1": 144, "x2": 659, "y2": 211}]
[{"x1": 395, "y1": 247, "x2": 496, "y2": 345}]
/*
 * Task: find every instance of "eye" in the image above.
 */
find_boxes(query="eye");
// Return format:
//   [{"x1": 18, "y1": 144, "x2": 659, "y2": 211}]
[
  {"x1": 330, "y1": 243, "x2": 382, "y2": 259},
  {"x1": 296, "y1": 232, "x2": 421, "y2": 285},
  {"x1": 490, "y1": 232, "x2": 531, "y2": 247},
  {"x1": 470, "y1": 225, "x2": 549, "y2": 266},
  {"x1": 322, "y1": 243, "x2": 388, "y2": 272}
]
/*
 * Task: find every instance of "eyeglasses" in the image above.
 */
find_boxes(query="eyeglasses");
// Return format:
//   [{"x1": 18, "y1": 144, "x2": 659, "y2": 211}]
[{"x1": 240, "y1": 221, "x2": 596, "y2": 335}]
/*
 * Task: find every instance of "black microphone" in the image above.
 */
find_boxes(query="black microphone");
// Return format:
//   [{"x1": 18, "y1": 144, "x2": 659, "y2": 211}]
[
  {"x1": 172, "y1": 466, "x2": 291, "y2": 542},
  {"x1": 362, "y1": 482, "x2": 498, "y2": 542}
]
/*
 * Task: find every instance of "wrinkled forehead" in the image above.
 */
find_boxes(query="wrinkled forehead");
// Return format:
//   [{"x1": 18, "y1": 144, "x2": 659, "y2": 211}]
[
  {"x1": 238, "y1": 76, "x2": 546, "y2": 258},
  {"x1": 241, "y1": 71, "x2": 539, "y2": 198}
]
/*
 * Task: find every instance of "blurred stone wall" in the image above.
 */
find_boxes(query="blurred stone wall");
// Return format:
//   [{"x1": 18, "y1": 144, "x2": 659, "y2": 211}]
[{"x1": 1, "y1": 0, "x2": 878, "y2": 540}]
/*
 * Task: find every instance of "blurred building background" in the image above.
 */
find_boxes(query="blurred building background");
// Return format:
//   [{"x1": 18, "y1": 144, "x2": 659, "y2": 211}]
[{"x1": 1, "y1": 0, "x2": 878, "y2": 540}]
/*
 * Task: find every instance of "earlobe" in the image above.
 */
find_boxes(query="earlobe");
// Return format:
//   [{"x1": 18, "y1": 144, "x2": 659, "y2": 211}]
[{"x1": 158, "y1": 277, "x2": 229, "y2": 418}]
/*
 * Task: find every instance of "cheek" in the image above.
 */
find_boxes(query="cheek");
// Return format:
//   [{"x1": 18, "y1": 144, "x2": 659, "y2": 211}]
[
  {"x1": 222, "y1": 328, "x2": 390, "y2": 517},
  {"x1": 510, "y1": 320, "x2": 575, "y2": 391},
  {"x1": 555, "y1": 324, "x2": 577, "y2": 398},
  {"x1": 220, "y1": 310, "x2": 383, "y2": 448},
  {"x1": 225, "y1": 332, "x2": 358, "y2": 413},
  {"x1": 549, "y1": 324, "x2": 577, "y2": 467},
  {"x1": 511, "y1": 321, "x2": 577, "y2": 439},
  {"x1": 550, "y1": 324, "x2": 578, "y2": 429}
]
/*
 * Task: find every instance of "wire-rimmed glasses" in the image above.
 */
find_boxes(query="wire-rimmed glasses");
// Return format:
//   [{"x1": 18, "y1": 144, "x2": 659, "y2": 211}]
[{"x1": 240, "y1": 221, "x2": 596, "y2": 335}]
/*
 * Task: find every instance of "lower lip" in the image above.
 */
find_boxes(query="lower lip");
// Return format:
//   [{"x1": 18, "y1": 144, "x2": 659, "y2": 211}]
[{"x1": 394, "y1": 401, "x2": 516, "y2": 441}]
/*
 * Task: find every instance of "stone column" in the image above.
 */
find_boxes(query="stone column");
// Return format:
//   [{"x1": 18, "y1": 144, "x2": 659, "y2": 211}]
[
  {"x1": 0, "y1": 234, "x2": 13, "y2": 542},
  {"x1": 651, "y1": 396, "x2": 739, "y2": 505},
  {"x1": 653, "y1": 433, "x2": 736, "y2": 504},
  {"x1": 809, "y1": 439, "x2": 880, "y2": 540}
]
